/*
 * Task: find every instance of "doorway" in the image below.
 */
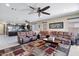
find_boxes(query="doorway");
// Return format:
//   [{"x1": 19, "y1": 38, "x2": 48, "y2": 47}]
[{"x1": 0, "y1": 23, "x2": 5, "y2": 35}]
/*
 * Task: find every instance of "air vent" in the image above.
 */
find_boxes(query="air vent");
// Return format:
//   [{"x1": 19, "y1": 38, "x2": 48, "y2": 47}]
[{"x1": 67, "y1": 17, "x2": 79, "y2": 20}]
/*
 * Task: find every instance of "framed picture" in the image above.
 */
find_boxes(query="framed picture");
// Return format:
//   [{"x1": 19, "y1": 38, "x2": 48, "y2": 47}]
[{"x1": 49, "y1": 22, "x2": 64, "y2": 29}]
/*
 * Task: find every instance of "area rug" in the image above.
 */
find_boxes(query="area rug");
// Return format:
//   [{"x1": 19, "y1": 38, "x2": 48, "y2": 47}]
[{"x1": 0, "y1": 40, "x2": 71, "y2": 56}]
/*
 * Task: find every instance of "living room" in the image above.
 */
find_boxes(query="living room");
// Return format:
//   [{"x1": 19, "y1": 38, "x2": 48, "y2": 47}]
[{"x1": 0, "y1": 2, "x2": 79, "y2": 56}]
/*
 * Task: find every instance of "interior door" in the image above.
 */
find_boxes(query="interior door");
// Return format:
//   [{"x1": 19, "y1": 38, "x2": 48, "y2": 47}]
[{"x1": 0, "y1": 23, "x2": 4, "y2": 35}]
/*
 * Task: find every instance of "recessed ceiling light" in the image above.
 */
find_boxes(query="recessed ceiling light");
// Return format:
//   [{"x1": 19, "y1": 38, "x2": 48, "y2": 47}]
[{"x1": 5, "y1": 3, "x2": 10, "y2": 7}]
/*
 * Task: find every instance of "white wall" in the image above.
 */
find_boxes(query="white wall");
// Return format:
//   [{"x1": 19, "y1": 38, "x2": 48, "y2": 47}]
[{"x1": 32, "y1": 13, "x2": 79, "y2": 32}]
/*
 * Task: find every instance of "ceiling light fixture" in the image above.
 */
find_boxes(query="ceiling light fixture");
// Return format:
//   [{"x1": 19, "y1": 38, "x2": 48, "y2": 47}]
[{"x1": 5, "y1": 3, "x2": 10, "y2": 7}]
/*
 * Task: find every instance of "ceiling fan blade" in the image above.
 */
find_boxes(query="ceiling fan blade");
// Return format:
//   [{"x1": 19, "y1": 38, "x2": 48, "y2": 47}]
[
  {"x1": 37, "y1": 7, "x2": 41, "y2": 17},
  {"x1": 41, "y1": 12, "x2": 50, "y2": 15},
  {"x1": 37, "y1": 7, "x2": 41, "y2": 12},
  {"x1": 40, "y1": 6, "x2": 50, "y2": 11},
  {"x1": 29, "y1": 6, "x2": 36, "y2": 10}
]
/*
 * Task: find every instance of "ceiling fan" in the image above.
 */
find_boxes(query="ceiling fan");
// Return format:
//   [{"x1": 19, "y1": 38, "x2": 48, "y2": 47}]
[
  {"x1": 29, "y1": 6, "x2": 50, "y2": 17},
  {"x1": 11, "y1": 5, "x2": 50, "y2": 17}
]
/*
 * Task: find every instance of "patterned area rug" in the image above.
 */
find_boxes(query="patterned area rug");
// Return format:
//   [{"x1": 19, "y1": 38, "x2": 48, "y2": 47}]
[{"x1": 0, "y1": 40, "x2": 71, "y2": 56}]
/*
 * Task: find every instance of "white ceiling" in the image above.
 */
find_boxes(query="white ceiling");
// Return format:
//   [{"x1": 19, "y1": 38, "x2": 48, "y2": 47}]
[{"x1": 0, "y1": 3, "x2": 79, "y2": 23}]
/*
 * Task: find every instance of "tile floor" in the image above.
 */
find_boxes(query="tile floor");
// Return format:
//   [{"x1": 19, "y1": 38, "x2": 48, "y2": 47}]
[
  {"x1": 0, "y1": 35, "x2": 19, "y2": 50},
  {"x1": 68, "y1": 45, "x2": 79, "y2": 56}
]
